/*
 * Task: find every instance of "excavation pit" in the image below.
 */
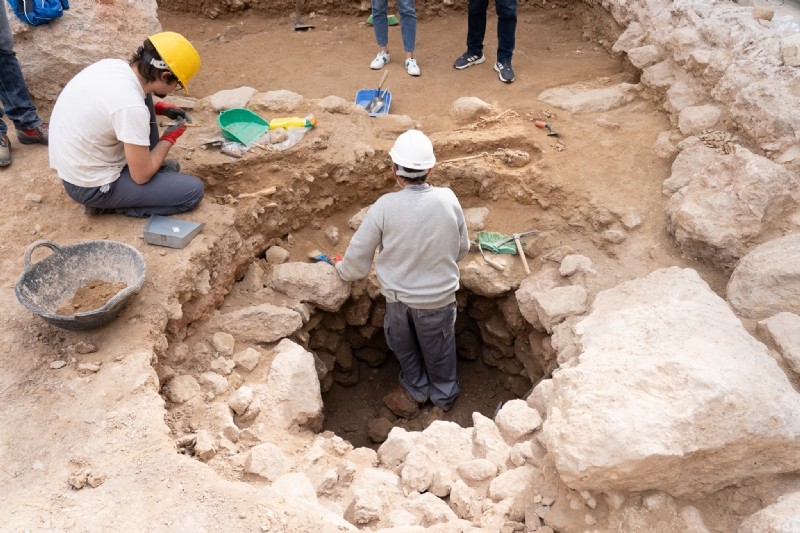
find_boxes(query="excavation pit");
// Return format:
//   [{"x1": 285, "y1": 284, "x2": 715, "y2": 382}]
[
  {"x1": 311, "y1": 290, "x2": 546, "y2": 449},
  {"x1": 153, "y1": 0, "x2": 677, "y2": 483},
  {"x1": 11, "y1": 0, "x2": 800, "y2": 530}
]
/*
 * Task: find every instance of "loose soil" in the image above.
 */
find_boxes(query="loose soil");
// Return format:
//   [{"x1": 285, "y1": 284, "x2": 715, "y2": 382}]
[
  {"x1": 0, "y1": 3, "x2": 764, "y2": 531},
  {"x1": 323, "y1": 356, "x2": 521, "y2": 449},
  {"x1": 158, "y1": 4, "x2": 722, "y2": 445},
  {"x1": 56, "y1": 280, "x2": 127, "y2": 315}
]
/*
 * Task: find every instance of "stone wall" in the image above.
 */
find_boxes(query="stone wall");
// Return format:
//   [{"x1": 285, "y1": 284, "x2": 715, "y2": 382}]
[{"x1": 6, "y1": 1, "x2": 161, "y2": 107}]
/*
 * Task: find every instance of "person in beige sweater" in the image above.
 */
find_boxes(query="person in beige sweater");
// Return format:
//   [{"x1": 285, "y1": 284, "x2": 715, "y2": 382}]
[{"x1": 336, "y1": 130, "x2": 470, "y2": 411}]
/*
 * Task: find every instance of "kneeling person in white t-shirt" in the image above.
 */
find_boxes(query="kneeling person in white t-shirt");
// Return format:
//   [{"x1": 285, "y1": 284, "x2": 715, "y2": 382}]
[{"x1": 50, "y1": 32, "x2": 204, "y2": 217}]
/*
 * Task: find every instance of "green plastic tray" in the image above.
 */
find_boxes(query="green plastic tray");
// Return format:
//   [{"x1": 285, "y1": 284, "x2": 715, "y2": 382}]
[
  {"x1": 218, "y1": 108, "x2": 269, "y2": 146},
  {"x1": 366, "y1": 14, "x2": 399, "y2": 25}
]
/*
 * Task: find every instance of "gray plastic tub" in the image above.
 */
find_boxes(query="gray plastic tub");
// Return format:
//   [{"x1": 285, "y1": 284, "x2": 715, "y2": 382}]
[{"x1": 15, "y1": 240, "x2": 146, "y2": 330}]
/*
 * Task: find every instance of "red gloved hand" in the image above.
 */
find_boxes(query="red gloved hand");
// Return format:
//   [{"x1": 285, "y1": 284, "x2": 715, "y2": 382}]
[
  {"x1": 160, "y1": 120, "x2": 186, "y2": 145},
  {"x1": 331, "y1": 255, "x2": 343, "y2": 265},
  {"x1": 154, "y1": 101, "x2": 190, "y2": 122}
]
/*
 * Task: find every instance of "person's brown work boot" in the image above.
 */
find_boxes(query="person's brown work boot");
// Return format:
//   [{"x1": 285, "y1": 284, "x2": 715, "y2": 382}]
[
  {"x1": 16, "y1": 122, "x2": 48, "y2": 145},
  {"x1": 420, "y1": 406, "x2": 447, "y2": 427},
  {"x1": 0, "y1": 135, "x2": 11, "y2": 167},
  {"x1": 383, "y1": 386, "x2": 422, "y2": 419}
]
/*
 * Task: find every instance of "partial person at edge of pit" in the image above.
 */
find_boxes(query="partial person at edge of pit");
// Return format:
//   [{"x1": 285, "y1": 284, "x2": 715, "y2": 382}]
[
  {"x1": 0, "y1": 4, "x2": 49, "y2": 168},
  {"x1": 334, "y1": 129, "x2": 470, "y2": 412},
  {"x1": 368, "y1": 0, "x2": 421, "y2": 77},
  {"x1": 49, "y1": 31, "x2": 204, "y2": 217},
  {"x1": 453, "y1": 0, "x2": 518, "y2": 83}
]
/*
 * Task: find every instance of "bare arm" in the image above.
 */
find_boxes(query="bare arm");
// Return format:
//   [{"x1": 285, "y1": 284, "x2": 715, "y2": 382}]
[
  {"x1": 123, "y1": 141, "x2": 173, "y2": 184},
  {"x1": 124, "y1": 141, "x2": 172, "y2": 185},
  {"x1": 123, "y1": 141, "x2": 172, "y2": 185}
]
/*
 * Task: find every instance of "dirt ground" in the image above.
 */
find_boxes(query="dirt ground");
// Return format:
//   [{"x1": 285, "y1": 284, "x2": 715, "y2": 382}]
[
  {"x1": 158, "y1": 5, "x2": 698, "y2": 446},
  {"x1": 0, "y1": 2, "x2": 760, "y2": 531},
  {"x1": 159, "y1": 4, "x2": 721, "y2": 285}
]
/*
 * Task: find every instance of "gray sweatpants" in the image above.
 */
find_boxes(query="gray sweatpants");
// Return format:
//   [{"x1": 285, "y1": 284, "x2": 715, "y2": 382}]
[
  {"x1": 61, "y1": 95, "x2": 204, "y2": 218},
  {"x1": 384, "y1": 301, "x2": 460, "y2": 410}
]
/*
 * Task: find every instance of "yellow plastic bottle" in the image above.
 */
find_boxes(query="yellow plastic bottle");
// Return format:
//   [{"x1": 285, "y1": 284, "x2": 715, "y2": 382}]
[{"x1": 268, "y1": 116, "x2": 317, "y2": 130}]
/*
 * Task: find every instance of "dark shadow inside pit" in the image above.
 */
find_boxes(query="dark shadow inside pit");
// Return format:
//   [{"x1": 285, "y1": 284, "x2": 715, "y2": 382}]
[
  {"x1": 317, "y1": 289, "x2": 540, "y2": 449},
  {"x1": 322, "y1": 355, "x2": 523, "y2": 449}
]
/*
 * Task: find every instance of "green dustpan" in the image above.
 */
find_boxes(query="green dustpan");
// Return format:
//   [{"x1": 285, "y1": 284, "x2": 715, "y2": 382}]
[
  {"x1": 366, "y1": 14, "x2": 399, "y2": 26},
  {"x1": 218, "y1": 108, "x2": 269, "y2": 146},
  {"x1": 476, "y1": 231, "x2": 519, "y2": 255}
]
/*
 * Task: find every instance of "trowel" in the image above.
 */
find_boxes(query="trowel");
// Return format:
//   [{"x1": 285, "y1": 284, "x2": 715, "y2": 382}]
[
  {"x1": 368, "y1": 85, "x2": 389, "y2": 114},
  {"x1": 366, "y1": 70, "x2": 389, "y2": 113},
  {"x1": 534, "y1": 120, "x2": 559, "y2": 137},
  {"x1": 294, "y1": 0, "x2": 314, "y2": 30}
]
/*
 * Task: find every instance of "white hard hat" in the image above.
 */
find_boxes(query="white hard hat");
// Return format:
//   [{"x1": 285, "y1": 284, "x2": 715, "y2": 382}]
[{"x1": 389, "y1": 130, "x2": 436, "y2": 170}]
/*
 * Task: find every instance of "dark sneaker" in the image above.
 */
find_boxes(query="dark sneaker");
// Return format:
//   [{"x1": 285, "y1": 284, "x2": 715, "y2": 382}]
[
  {"x1": 0, "y1": 136, "x2": 10, "y2": 167},
  {"x1": 494, "y1": 61, "x2": 515, "y2": 83},
  {"x1": 17, "y1": 122, "x2": 48, "y2": 145},
  {"x1": 453, "y1": 52, "x2": 485, "y2": 70}
]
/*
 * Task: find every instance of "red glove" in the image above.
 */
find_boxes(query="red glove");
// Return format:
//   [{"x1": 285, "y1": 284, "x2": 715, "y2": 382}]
[
  {"x1": 160, "y1": 121, "x2": 186, "y2": 145},
  {"x1": 155, "y1": 101, "x2": 190, "y2": 122},
  {"x1": 331, "y1": 255, "x2": 343, "y2": 265}
]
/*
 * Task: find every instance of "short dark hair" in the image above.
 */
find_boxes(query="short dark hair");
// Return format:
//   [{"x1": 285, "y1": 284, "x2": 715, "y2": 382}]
[
  {"x1": 394, "y1": 164, "x2": 428, "y2": 184},
  {"x1": 130, "y1": 38, "x2": 180, "y2": 86}
]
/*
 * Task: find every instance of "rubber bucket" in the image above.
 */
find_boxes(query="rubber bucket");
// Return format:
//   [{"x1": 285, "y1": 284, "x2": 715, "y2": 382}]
[{"x1": 15, "y1": 240, "x2": 146, "y2": 330}]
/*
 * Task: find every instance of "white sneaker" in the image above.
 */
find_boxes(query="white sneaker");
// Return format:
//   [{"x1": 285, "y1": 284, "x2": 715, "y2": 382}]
[
  {"x1": 370, "y1": 51, "x2": 390, "y2": 70},
  {"x1": 405, "y1": 58, "x2": 420, "y2": 76}
]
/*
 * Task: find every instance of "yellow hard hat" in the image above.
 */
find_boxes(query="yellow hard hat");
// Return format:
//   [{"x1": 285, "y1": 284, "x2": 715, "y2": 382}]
[{"x1": 148, "y1": 31, "x2": 201, "y2": 93}]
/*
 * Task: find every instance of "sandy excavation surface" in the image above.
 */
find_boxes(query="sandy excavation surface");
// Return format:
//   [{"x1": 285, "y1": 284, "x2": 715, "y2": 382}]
[{"x1": 0, "y1": 2, "x2": 790, "y2": 531}]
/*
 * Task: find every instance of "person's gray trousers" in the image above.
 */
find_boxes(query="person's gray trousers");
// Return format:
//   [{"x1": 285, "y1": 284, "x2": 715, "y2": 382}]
[
  {"x1": 384, "y1": 300, "x2": 460, "y2": 410},
  {"x1": 61, "y1": 95, "x2": 204, "y2": 217}
]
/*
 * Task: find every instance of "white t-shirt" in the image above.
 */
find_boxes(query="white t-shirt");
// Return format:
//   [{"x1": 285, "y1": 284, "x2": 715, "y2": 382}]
[{"x1": 49, "y1": 59, "x2": 151, "y2": 188}]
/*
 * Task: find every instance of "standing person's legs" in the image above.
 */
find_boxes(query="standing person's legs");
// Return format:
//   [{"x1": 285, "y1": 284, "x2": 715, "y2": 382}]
[
  {"x1": 372, "y1": 0, "x2": 390, "y2": 47},
  {"x1": 0, "y1": 7, "x2": 41, "y2": 135},
  {"x1": 410, "y1": 303, "x2": 459, "y2": 410},
  {"x1": 384, "y1": 301, "x2": 431, "y2": 403},
  {"x1": 0, "y1": 6, "x2": 10, "y2": 140},
  {"x1": 466, "y1": 0, "x2": 489, "y2": 57},
  {"x1": 397, "y1": 0, "x2": 416, "y2": 53},
  {"x1": 397, "y1": 0, "x2": 420, "y2": 75},
  {"x1": 62, "y1": 168, "x2": 204, "y2": 218},
  {"x1": 370, "y1": 0, "x2": 391, "y2": 69},
  {"x1": 495, "y1": 0, "x2": 518, "y2": 63}
]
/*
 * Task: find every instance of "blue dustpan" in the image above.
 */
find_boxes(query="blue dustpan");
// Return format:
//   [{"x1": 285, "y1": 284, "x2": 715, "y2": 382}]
[{"x1": 355, "y1": 88, "x2": 392, "y2": 117}]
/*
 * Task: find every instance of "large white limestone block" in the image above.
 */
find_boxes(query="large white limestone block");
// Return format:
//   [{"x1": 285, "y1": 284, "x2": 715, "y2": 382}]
[
  {"x1": 263, "y1": 339, "x2": 323, "y2": 430},
  {"x1": 211, "y1": 304, "x2": 303, "y2": 344},
  {"x1": 400, "y1": 421, "x2": 473, "y2": 494},
  {"x1": 727, "y1": 233, "x2": 800, "y2": 320},
  {"x1": 270, "y1": 262, "x2": 351, "y2": 312},
  {"x1": 665, "y1": 145, "x2": 799, "y2": 269},
  {"x1": 8, "y1": 1, "x2": 160, "y2": 104},
  {"x1": 542, "y1": 267, "x2": 800, "y2": 497},
  {"x1": 738, "y1": 492, "x2": 800, "y2": 533}
]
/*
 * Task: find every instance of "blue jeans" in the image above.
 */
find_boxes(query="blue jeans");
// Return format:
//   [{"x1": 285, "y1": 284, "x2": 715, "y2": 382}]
[
  {"x1": 384, "y1": 301, "x2": 460, "y2": 410},
  {"x1": 0, "y1": 6, "x2": 42, "y2": 138},
  {"x1": 372, "y1": 0, "x2": 416, "y2": 53},
  {"x1": 61, "y1": 95, "x2": 204, "y2": 217},
  {"x1": 467, "y1": 0, "x2": 517, "y2": 64}
]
